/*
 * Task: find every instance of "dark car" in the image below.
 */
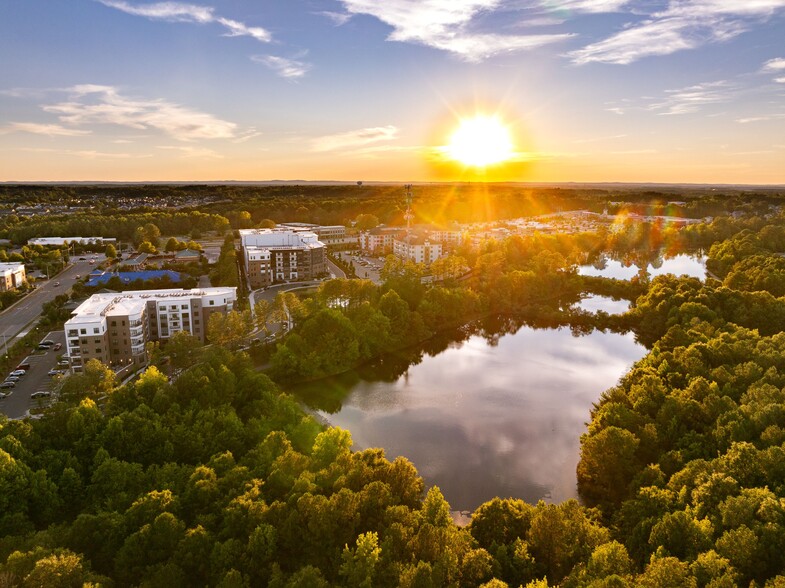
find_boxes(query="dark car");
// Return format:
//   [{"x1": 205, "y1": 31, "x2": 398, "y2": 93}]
[{"x1": 31, "y1": 391, "x2": 51, "y2": 399}]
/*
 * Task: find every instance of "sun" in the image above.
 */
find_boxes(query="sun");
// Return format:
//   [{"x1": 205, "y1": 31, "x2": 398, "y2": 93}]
[{"x1": 445, "y1": 115, "x2": 515, "y2": 168}]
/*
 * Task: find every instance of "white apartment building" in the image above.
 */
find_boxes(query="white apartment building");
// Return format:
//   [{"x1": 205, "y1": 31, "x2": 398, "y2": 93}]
[
  {"x1": 64, "y1": 287, "x2": 236, "y2": 371},
  {"x1": 239, "y1": 228, "x2": 326, "y2": 289},
  {"x1": 393, "y1": 235, "x2": 443, "y2": 265},
  {"x1": 0, "y1": 263, "x2": 26, "y2": 291}
]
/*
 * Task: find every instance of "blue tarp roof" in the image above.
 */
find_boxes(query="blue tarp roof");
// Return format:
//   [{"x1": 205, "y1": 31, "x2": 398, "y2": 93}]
[{"x1": 86, "y1": 270, "x2": 182, "y2": 287}]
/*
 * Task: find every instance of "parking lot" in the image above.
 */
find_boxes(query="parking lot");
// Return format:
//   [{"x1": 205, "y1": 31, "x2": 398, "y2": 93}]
[
  {"x1": 0, "y1": 330, "x2": 66, "y2": 420},
  {"x1": 339, "y1": 252, "x2": 384, "y2": 283}
]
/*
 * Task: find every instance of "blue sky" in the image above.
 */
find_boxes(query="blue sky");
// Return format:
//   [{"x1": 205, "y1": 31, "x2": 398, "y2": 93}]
[{"x1": 1, "y1": 0, "x2": 784, "y2": 183}]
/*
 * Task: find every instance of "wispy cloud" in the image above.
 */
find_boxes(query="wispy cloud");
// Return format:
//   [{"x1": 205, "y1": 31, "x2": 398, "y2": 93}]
[
  {"x1": 548, "y1": 0, "x2": 631, "y2": 13},
  {"x1": 570, "y1": 1, "x2": 785, "y2": 65},
  {"x1": 311, "y1": 125, "x2": 399, "y2": 152},
  {"x1": 157, "y1": 145, "x2": 223, "y2": 158},
  {"x1": 20, "y1": 147, "x2": 148, "y2": 159},
  {"x1": 650, "y1": 80, "x2": 738, "y2": 115},
  {"x1": 251, "y1": 54, "x2": 311, "y2": 79},
  {"x1": 41, "y1": 85, "x2": 236, "y2": 140},
  {"x1": 736, "y1": 113, "x2": 785, "y2": 123},
  {"x1": 336, "y1": 0, "x2": 572, "y2": 62},
  {"x1": 1, "y1": 122, "x2": 92, "y2": 137},
  {"x1": 317, "y1": 11, "x2": 353, "y2": 26},
  {"x1": 98, "y1": 0, "x2": 271, "y2": 42}
]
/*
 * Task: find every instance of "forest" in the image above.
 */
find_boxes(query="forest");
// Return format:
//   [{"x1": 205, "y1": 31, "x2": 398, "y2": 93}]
[{"x1": 3, "y1": 190, "x2": 785, "y2": 585}]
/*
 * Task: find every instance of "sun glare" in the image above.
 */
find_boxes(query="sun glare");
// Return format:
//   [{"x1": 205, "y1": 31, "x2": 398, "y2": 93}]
[{"x1": 446, "y1": 115, "x2": 515, "y2": 168}]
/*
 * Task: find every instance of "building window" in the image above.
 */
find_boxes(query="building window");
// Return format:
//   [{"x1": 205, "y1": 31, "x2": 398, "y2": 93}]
[
  {"x1": 80, "y1": 329, "x2": 86, "y2": 335},
  {"x1": 209, "y1": 300, "x2": 214, "y2": 305},
  {"x1": 111, "y1": 320, "x2": 116, "y2": 326},
  {"x1": 182, "y1": 304, "x2": 188, "y2": 309}
]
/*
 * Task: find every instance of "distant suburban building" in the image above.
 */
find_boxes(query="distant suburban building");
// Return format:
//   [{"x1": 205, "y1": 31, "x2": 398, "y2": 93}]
[
  {"x1": 28, "y1": 237, "x2": 117, "y2": 247},
  {"x1": 64, "y1": 287, "x2": 236, "y2": 371},
  {"x1": 239, "y1": 228, "x2": 327, "y2": 289},
  {"x1": 0, "y1": 263, "x2": 26, "y2": 291},
  {"x1": 278, "y1": 222, "x2": 356, "y2": 246},
  {"x1": 393, "y1": 235, "x2": 444, "y2": 265},
  {"x1": 121, "y1": 253, "x2": 148, "y2": 271},
  {"x1": 360, "y1": 227, "x2": 403, "y2": 254},
  {"x1": 172, "y1": 249, "x2": 202, "y2": 264}
]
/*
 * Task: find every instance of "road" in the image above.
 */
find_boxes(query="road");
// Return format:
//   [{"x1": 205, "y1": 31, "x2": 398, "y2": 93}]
[
  {"x1": 0, "y1": 256, "x2": 103, "y2": 356},
  {"x1": 0, "y1": 329, "x2": 66, "y2": 419}
]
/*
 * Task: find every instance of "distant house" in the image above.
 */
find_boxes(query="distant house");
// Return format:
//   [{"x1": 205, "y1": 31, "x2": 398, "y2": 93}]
[
  {"x1": 122, "y1": 253, "x2": 148, "y2": 271},
  {"x1": 0, "y1": 263, "x2": 26, "y2": 291},
  {"x1": 173, "y1": 249, "x2": 202, "y2": 264}
]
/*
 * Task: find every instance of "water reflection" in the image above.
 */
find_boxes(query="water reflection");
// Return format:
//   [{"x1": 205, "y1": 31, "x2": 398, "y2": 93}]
[
  {"x1": 577, "y1": 294, "x2": 630, "y2": 314},
  {"x1": 579, "y1": 253, "x2": 706, "y2": 281},
  {"x1": 293, "y1": 321, "x2": 645, "y2": 513}
]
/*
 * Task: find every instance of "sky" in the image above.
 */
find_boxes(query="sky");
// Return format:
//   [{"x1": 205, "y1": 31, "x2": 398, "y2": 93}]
[{"x1": 0, "y1": 0, "x2": 784, "y2": 184}]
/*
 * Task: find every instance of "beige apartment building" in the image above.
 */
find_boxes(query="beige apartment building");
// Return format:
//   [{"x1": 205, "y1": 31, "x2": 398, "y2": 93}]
[
  {"x1": 0, "y1": 263, "x2": 26, "y2": 291},
  {"x1": 239, "y1": 228, "x2": 326, "y2": 289},
  {"x1": 65, "y1": 287, "x2": 236, "y2": 371},
  {"x1": 393, "y1": 234, "x2": 444, "y2": 265}
]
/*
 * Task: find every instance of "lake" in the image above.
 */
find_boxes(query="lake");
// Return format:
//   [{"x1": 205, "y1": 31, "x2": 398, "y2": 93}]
[
  {"x1": 295, "y1": 320, "x2": 645, "y2": 516},
  {"x1": 579, "y1": 253, "x2": 706, "y2": 281}
]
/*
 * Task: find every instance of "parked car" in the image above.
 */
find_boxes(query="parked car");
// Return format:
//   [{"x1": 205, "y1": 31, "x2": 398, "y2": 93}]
[
  {"x1": 31, "y1": 391, "x2": 51, "y2": 399},
  {"x1": 54, "y1": 281, "x2": 60, "y2": 286},
  {"x1": 37, "y1": 344, "x2": 51, "y2": 351},
  {"x1": 53, "y1": 343, "x2": 62, "y2": 350},
  {"x1": 41, "y1": 339, "x2": 55, "y2": 346},
  {"x1": 0, "y1": 381, "x2": 16, "y2": 389},
  {"x1": 16, "y1": 361, "x2": 31, "y2": 371},
  {"x1": 48, "y1": 369, "x2": 65, "y2": 377},
  {"x1": 78, "y1": 257, "x2": 86, "y2": 260},
  {"x1": 10, "y1": 370, "x2": 26, "y2": 377},
  {"x1": 75, "y1": 274, "x2": 81, "y2": 279},
  {"x1": 5, "y1": 376, "x2": 20, "y2": 383},
  {"x1": 57, "y1": 360, "x2": 69, "y2": 367}
]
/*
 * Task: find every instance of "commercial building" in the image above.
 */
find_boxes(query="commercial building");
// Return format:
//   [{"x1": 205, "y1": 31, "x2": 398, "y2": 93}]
[
  {"x1": 278, "y1": 222, "x2": 348, "y2": 244},
  {"x1": 64, "y1": 287, "x2": 236, "y2": 371},
  {"x1": 393, "y1": 235, "x2": 443, "y2": 265},
  {"x1": 0, "y1": 263, "x2": 26, "y2": 291},
  {"x1": 239, "y1": 228, "x2": 326, "y2": 289},
  {"x1": 28, "y1": 237, "x2": 117, "y2": 247}
]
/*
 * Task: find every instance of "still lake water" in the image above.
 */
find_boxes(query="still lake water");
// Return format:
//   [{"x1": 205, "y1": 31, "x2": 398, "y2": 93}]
[
  {"x1": 296, "y1": 322, "x2": 646, "y2": 515},
  {"x1": 578, "y1": 253, "x2": 706, "y2": 281}
]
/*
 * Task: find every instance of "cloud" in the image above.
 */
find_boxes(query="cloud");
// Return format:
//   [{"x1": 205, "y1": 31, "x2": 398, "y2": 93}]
[
  {"x1": 251, "y1": 55, "x2": 311, "y2": 79},
  {"x1": 736, "y1": 113, "x2": 785, "y2": 123},
  {"x1": 157, "y1": 145, "x2": 223, "y2": 158},
  {"x1": 42, "y1": 85, "x2": 236, "y2": 140},
  {"x1": 99, "y1": 0, "x2": 271, "y2": 43},
  {"x1": 20, "y1": 147, "x2": 147, "y2": 159},
  {"x1": 317, "y1": 11, "x2": 353, "y2": 26},
  {"x1": 337, "y1": 0, "x2": 572, "y2": 62},
  {"x1": 98, "y1": 0, "x2": 214, "y2": 23},
  {"x1": 776, "y1": 77, "x2": 785, "y2": 84},
  {"x1": 216, "y1": 17, "x2": 271, "y2": 42},
  {"x1": 1, "y1": 122, "x2": 92, "y2": 137},
  {"x1": 762, "y1": 57, "x2": 785, "y2": 72},
  {"x1": 311, "y1": 125, "x2": 399, "y2": 152},
  {"x1": 548, "y1": 0, "x2": 631, "y2": 13},
  {"x1": 570, "y1": 1, "x2": 785, "y2": 65},
  {"x1": 650, "y1": 80, "x2": 737, "y2": 115}
]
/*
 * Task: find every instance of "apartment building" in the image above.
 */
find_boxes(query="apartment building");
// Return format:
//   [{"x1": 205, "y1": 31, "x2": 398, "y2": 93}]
[
  {"x1": 0, "y1": 263, "x2": 26, "y2": 291},
  {"x1": 359, "y1": 227, "x2": 403, "y2": 254},
  {"x1": 239, "y1": 228, "x2": 326, "y2": 289},
  {"x1": 64, "y1": 287, "x2": 236, "y2": 371},
  {"x1": 278, "y1": 222, "x2": 348, "y2": 244},
  {"x1": 393, "y1": 234, "x2": 443, "y2": 265}
]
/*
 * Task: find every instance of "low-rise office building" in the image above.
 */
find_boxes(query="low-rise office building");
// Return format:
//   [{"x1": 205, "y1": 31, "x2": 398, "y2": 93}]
[
  {"x1": 0, "y1": 263, "x2": 26, "y2": 291},
  {"x1": 240, "y1": 228, "x2": 326, "y2": 289},
  {"x1": 64, "y1": 287, "x2": 236, "y2": 371}
]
